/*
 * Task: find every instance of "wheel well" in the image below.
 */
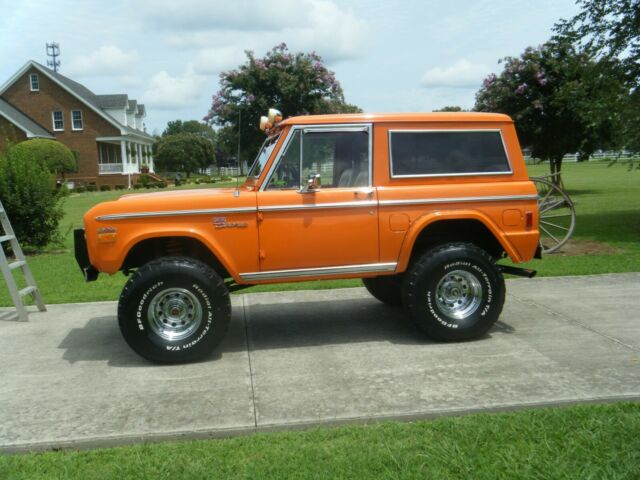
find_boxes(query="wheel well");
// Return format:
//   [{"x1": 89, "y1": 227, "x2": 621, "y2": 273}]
[
  {"x1": 121, "y1": 236, "x2": 230, "y2": 279},
  {"x1": 410, "y1": 219, "x2": 504, "y2": 263}
]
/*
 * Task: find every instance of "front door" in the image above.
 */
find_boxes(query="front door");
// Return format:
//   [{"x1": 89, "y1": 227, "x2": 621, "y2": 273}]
[{"x1": 256, "y1": 125, "x2": 379, "y2": 274}]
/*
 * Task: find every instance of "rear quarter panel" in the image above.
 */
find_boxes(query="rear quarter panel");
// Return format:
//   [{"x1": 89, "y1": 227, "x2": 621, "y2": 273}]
[{"x1": 372, "y1": 121, "x2": 539, "y2": 269}]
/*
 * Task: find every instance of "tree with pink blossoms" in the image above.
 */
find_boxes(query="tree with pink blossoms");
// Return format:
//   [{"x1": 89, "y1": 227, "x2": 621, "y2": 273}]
[
  {"x1": 204, "y1": 43, "x2": 360, "y2": 169},
  {"x1": 475, "y1": 39, "x2": 627, "y2": 182}
]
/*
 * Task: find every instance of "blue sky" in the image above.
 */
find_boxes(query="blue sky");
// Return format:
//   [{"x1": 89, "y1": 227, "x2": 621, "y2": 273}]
[{"x1": 0, "y1": 0, "x2": 580, "y2": 134}]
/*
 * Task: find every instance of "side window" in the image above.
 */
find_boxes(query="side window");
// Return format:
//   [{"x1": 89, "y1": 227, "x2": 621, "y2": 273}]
[
  {"x1": 266, "y1": 130, "x2": 301, "y2": 189},
  {"x1": 302, "y1": 131, "x2": 369, "y2": 188},
  {"x1": 390, "y1": 131, "x2": 511, "y2": 177},
  {"x1": 267, "y1": 128, "x2": 370, "y2": 190}
]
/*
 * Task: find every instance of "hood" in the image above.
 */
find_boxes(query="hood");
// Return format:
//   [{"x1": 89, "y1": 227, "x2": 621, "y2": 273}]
[{"x1": 86, "y1": 187, "x2": 255, "y2": 222}]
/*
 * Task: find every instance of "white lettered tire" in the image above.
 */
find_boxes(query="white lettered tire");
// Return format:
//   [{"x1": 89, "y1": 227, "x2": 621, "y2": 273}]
[
  {"x1": 118, "y1": 256, "x2": 231, "y2": 364},
  {"x1": 402, "y1": 243, "x2": 505, "y2": 341}
]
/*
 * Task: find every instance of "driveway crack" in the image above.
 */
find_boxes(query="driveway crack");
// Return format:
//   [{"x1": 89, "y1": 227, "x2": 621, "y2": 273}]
[
  {"x1": 509, "y1": 292, "x2": 640, "y2": 353},
  {"x1": 241, "y1": 294, "x2": 258, "y2": 429}
]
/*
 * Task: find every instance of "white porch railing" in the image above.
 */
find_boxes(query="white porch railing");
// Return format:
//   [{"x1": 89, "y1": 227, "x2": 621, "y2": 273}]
[{"x1": 99, "y1": 163, "x2": 124, "y2": 174}]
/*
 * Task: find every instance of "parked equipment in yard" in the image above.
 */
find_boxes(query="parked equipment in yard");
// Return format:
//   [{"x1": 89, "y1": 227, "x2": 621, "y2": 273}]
[
  {"x1": 75, "y1": 111, "x2": 540, "y2": 363},
  {"x1": 0, "y1": 200, "x2": 46, "y2": 321}
]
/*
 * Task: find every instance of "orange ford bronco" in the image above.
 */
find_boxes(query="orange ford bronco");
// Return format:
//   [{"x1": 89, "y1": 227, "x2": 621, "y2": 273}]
[{"x1": 75, "y1": 112, "x2": 540, "y2": 363}]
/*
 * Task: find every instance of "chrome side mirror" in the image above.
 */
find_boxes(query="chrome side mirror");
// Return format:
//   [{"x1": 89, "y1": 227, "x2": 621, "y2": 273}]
[{"x1": 300, "y1": 173, "x2": 321, "y2": 193}]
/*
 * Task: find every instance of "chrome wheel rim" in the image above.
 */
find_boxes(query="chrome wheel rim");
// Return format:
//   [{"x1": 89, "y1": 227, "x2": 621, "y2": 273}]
[
  {"x1": 147, "y1": 288, "x2": 203, "y2": 341},
  {"x1": 435, "y1": 270, "x2": 482, "y2": 319}
]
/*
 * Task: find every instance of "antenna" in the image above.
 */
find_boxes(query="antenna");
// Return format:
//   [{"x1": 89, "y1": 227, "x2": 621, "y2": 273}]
[
  {"x1": 234, "y1": 107, "x2": 241, "y2": 196},
  {"x1": 46, "y1": 42, "x2": 61, "y2": 72}
]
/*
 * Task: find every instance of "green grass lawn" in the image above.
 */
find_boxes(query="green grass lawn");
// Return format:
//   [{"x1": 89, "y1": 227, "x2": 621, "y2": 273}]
[
  {"x1": 2, "y1": 402, "x2": 639, "y2": 479},
  {"x1": 1, "y1": 162, "x2": 638, "y2": 306}
]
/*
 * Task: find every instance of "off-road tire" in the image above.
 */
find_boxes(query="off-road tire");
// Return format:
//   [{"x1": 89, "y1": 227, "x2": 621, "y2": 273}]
[
  {"x1": 362, "y1": 275, "x2": 403, "y2": 306},
  {"x1": 118, "y1": 256, "x2": 231, "y2": 364},
  {"x1": 402, "y1": 243, "x2": 505, "y2": 341}
]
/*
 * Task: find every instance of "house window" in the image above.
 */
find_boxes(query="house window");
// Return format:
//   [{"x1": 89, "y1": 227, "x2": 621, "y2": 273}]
[
  {"x1": 71, "y1": 110, "x2": 83, "y2": 131},
  {"x1": 29, "y1": 74, "x2": 39, "y2": 91},
  {"x1": 52, "y1": 111, "x2": 64, "y2": 131}
]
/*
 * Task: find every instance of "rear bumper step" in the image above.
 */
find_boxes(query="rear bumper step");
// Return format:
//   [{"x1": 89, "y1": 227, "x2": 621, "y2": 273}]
[{"x1": 498, "y1": 264, "x2": 537, "y2": 278}]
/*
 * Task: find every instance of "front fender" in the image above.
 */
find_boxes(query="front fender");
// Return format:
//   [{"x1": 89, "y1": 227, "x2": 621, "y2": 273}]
[{"x1": 88, "y1": 225, "x2": 252, "y2": 284}]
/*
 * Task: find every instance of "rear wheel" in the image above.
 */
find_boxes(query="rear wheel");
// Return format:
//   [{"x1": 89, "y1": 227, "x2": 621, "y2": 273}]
[
  {"x1": 118, "y1": 256, "x2": 231, "y2": 364},
  {"x1": 402, "y1": 243, "x2": 505, "y2": 341},
  {"x1": 362, "y1": 275, "x2": 403, "y2": 306}
]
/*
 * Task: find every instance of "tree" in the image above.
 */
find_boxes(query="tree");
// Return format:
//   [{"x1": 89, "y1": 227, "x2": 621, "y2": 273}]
[
  {"x1": 204, "y1": 43, "x2": 360, "y2": 168},
  {"x1": 0, "y1": 143, "x2": 64, "y2": 248},
  {"x1": 9, "y1": 139, "x2": 77, "y2": 177},
  {"x1": 433, "y1": 106, "x2": 465, "y2": 112},
  {"x1": 154, "y1": 133, "x2": 215, "y2": 177},
  {"x1": 475, "y1": 39, "x2": 627, "y2": 180},
  {"x1": 555, "y1": 0, "x2": 640, "y2": 157},
  {"x1": 163, "y1": 120, "x2": 217, "y2": 144},
  {"x1": 555, "y1": 0, "x2": 639, "y2": 85}
]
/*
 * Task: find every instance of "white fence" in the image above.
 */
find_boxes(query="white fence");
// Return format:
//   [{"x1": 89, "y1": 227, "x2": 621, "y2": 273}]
[{"x1": 524, "y1": 150, "x2": 639, "y2": 163}]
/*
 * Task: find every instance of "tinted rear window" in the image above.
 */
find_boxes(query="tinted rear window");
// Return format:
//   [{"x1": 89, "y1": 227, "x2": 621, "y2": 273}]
[{"x1": 390, "y1": 131, "x2": 510, "y2": 176}]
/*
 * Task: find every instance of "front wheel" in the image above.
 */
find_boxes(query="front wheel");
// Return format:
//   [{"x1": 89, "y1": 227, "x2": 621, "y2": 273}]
[
  {"x1": 402, "y1": 243, "x2": 505, "y2": 341},
  {"x1": 118, "y1": 257, "x2": 231, "y2": 364}
]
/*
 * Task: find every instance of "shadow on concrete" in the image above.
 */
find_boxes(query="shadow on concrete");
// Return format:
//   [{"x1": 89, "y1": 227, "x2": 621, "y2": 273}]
[
  {"x1": 241, "y1": 298, "x2": 515, "y2": 352},
  {"x1": 57, "y1": 297, "x2": 515, "y2": 364}
]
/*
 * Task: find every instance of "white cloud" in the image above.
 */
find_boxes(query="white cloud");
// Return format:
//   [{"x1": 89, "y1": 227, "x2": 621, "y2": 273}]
[
  {"x1": 286, "y1": 0, "x2": 367, "y2": 62},
  {"x1": 193, "y1": 46, "x2": 246, "y2": 75},
  {"x1": 421, "y1": 59, "x2": 489, "y2": 88},
  {"x1": 142, "y1": 65, "x2": 206, "y2": 110},
  {"x1": 135, "y1": 0, "x2": 307, "y2": 31},
  {"x1": 66, "y1": 45, "x2": 139, "y2": 77},
  {"x1": 137, "y1": 0, "x2": 367, "y2": 64}
]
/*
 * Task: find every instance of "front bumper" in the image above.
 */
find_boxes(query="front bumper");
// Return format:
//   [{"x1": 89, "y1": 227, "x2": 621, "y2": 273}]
[{"x1": 74, "y1": 229, "x2": 99, "y2": 282}]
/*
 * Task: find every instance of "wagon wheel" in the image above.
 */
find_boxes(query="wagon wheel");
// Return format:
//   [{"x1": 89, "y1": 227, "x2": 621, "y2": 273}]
[{"x1": 530, "y1": 177, "x2": 576, "y2": 254}]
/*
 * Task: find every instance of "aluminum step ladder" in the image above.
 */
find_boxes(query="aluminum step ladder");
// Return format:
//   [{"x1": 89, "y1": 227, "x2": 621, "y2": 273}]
[{"x1": 0, "y1": 201, "x2": 46, "y2": 321}]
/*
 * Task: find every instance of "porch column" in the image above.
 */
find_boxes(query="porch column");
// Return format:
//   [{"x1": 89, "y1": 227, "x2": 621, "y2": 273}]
[
  {"x1": 136, "y1": 143, "x2": 142, "y2": 171},
  {"x1": 148, "y1": 144, "x2": 155, "y2": 173},
  {"x1": 121, "y1": 141, "x2": 131, "y2": 188}
]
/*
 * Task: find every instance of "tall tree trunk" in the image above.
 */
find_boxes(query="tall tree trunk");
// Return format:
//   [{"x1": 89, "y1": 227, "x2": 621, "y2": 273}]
[{"x1": 549, "y1": 156, "x2": 563, "y2": 187}]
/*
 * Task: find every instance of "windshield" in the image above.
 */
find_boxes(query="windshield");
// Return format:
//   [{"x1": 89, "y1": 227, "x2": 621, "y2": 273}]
[{"x1": 247, "y1": 134, "x2": 280, "y2": 178}]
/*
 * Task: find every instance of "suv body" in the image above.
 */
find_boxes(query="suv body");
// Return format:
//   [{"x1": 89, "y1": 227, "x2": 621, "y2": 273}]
[{"x1": 75, "y1": 112, "x2": 540, "y2": 363}]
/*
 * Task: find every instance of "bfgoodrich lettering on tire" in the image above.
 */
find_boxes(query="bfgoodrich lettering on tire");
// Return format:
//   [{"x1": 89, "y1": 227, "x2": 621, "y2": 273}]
[
  {"x1": 118, "y1": 256, "x2": 231, "y2": 364},
  {"x1": 402, "y1": 243, "x2": 505, "y2": 341}
]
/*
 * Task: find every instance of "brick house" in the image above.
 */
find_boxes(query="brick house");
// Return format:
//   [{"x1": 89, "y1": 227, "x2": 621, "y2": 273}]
[{"x1": 0, "y1": 60, "x2": 156, "y2": 187}]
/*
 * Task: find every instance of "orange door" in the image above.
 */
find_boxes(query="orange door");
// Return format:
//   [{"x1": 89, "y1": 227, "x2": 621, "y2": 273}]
[
  {"x1": 257, "y1": 188, "x2": 379, "y2": 271},
  {"x1": 256, "y1": 125, "x2": 379, "y2": 272}
]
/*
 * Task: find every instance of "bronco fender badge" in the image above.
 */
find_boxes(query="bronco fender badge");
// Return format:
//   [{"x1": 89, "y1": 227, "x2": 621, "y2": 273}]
[
  {"x1": 97, "y1": 226, "x2": 117, "y2": 243},
  {"x1": 213, "y1": 217, "x2": 248, "y2": 229}
]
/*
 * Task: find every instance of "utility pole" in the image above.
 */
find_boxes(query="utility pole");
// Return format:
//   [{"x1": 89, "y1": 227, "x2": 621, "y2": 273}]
[{"x1": 46, "y1": 42, "x2": 60, "y2": 72}]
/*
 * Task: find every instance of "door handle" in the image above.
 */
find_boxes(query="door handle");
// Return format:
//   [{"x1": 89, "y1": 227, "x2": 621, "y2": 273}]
[{"x1": 354, "y1": 188, "x2": 374, "y2": 196}]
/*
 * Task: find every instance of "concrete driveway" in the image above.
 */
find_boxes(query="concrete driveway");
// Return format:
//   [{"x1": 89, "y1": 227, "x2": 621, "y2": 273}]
[{"x1": 1, "y1": 273, "x2": 639, "y2": 453}]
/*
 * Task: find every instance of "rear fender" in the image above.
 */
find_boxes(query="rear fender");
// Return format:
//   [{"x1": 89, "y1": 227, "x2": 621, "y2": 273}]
[{"x1": 395, "y1": 210, "x2": 523, "y2": 272}]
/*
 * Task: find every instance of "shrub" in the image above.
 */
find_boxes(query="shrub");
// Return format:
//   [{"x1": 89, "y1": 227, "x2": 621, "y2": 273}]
[
  {"x1": 139, "y1": 174, "x2": 151, "y2": 187},
  {"x1": 0, "y1": 145, "x2": 64, "y2": 248},
  {"x1": 115, "y1": 184, "x2": 126, "y2": 190},
  {"x1": 156, "y1": 181, "x2": 167, "y2": 188},
  {"x1": 100, "y1": 185, "x2": 111, "y2": 191},
  {"x1": 9, "y1": 139, "x2": 77, "y2": 175},
  {"x1": 133, "y1": 183, "x2": 143, "y2": 189},
  {"x1": 86, "y1": 184, "x2": 97, "y2": 192},
  {"x1": 74, "y1": 186, "x2": 86, "y2": 193}
]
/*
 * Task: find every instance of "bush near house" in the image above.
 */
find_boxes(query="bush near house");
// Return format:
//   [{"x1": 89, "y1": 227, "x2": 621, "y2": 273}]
[
  {"x1": 0, "y1": 144, "x2": 64, "y2": 249},
  {"x1": 9, "y1": 139, "x2": 77, "y2": 177}
]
